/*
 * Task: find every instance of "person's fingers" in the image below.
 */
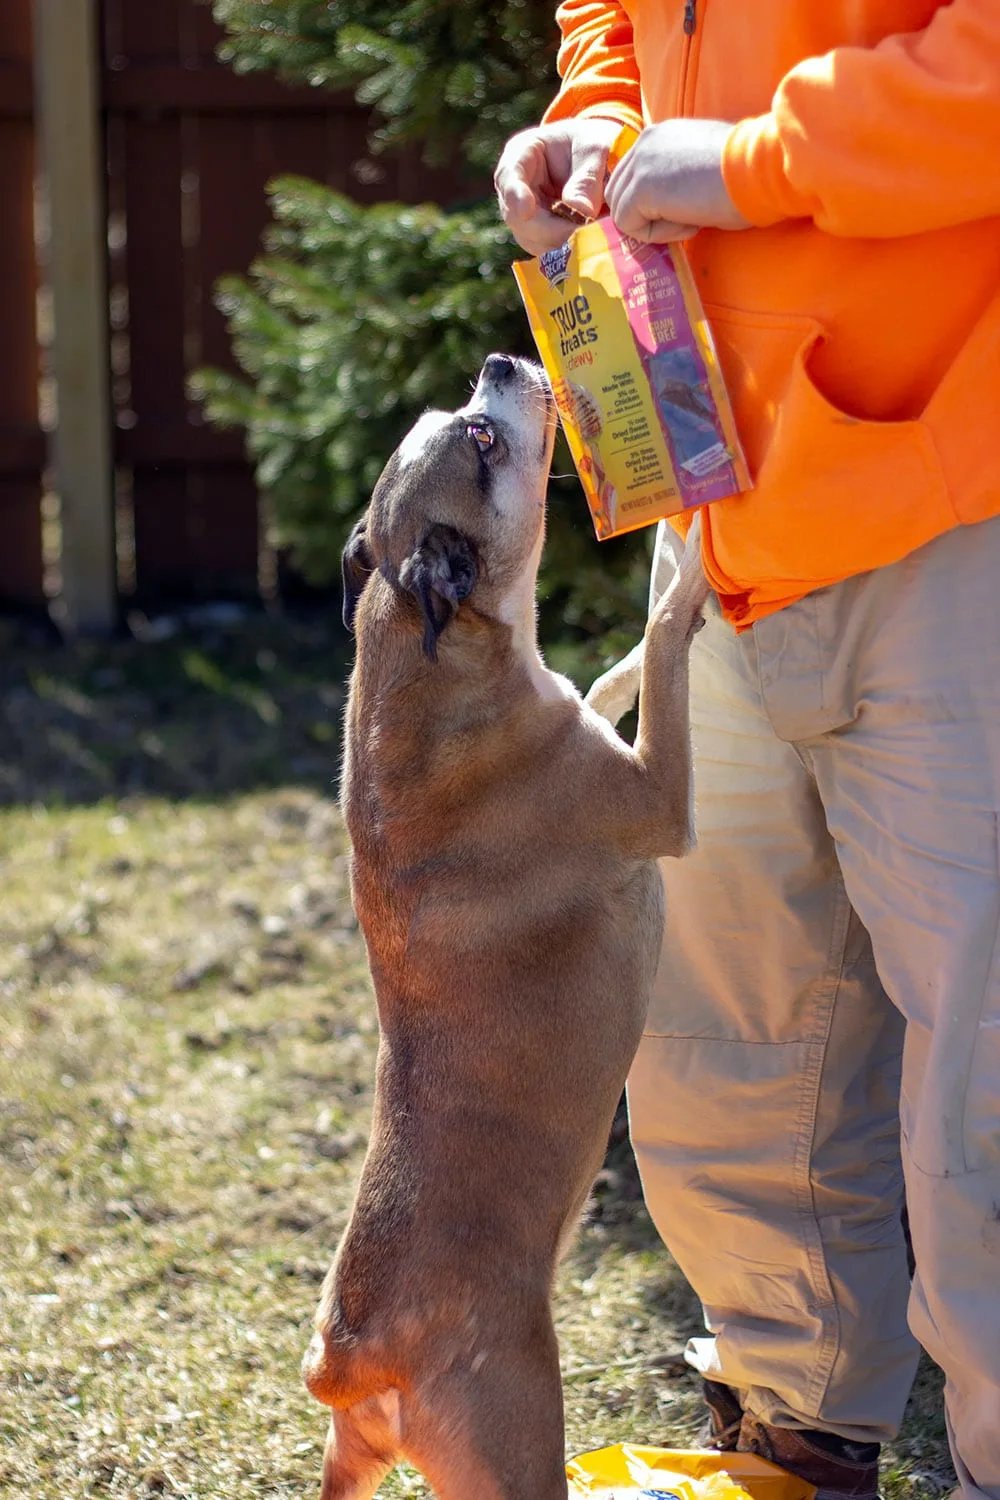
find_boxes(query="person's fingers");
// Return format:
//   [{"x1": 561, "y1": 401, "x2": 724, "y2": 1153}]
[
  {"x1": 605, "y1": 190, "x2": 648, "y2": 239},
  {"x1": 606, "y1": 163, "x2": 696, "y2": 242},
  {"x1": 500, "y1": 177, "x2": 537, "y2": 221},
  {"x1": 633, "y1": 219, "x2": 699, "y2": 243},
  {"x1": 494, "y1": 131, "x2": 548, "y2": 224},
  {"x1": 495, "y1": 128, "x2": 578, "y2": 253},
  {"x1": 509, "y1": 213, "x2": 575, "y2": 257},
  {"x1": 608, "y1": 157, "x2": 693, "y2": 239},
  {"x1": 559, "y1": 143, "x2": 609, "y2": 220}
]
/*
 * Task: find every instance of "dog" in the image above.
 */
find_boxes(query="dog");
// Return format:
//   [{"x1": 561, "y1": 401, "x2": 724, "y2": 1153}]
[{"x1": 301, "y1": 353, "x2": 709, "y2": 1499}]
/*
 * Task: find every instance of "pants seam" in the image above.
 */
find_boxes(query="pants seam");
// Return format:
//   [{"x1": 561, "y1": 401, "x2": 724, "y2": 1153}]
[
  {"x1": 812, "y1": 591, "x2": 828, "y2": 715},
  {"x1": 751, "y1": 627, "x2": 783, "y2": 741},
  {"x1": 791, "y1": 796, "x2": 854, "y2": 1418},
  {"x1": 956, "y1": 808, "x2": 1000, "y2": 1174}
]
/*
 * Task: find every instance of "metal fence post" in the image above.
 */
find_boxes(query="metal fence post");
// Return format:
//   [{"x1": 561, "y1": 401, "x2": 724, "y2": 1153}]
[{"x1": 32, "y1": 0, "x2": 116, "y2": 633}]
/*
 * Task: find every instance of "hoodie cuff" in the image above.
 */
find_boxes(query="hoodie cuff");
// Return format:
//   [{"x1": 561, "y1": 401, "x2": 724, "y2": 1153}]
[
  {"x1": 722, "y1": 114, "x2": 813, "y2": 228},
  {"x1": 575, "y1": 101, "x2": 645, "y2": 131},
  {"x1": 542, "y1": 92, "x2": 644, "y2": 135}
]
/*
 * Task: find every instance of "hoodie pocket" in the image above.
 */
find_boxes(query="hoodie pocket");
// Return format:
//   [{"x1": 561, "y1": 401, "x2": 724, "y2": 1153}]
[
  {"x1": 922, "y1": 283, "x2": 1000, "y2": 527},
  {"x1": 703, "y1": 306, "x2": 955, "y2": 590}
]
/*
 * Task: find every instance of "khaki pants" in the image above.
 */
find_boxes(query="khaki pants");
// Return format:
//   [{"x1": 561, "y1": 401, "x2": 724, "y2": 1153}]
[{"x1": 629, "y1": 517, "x2": 1000, "y2": 1499}]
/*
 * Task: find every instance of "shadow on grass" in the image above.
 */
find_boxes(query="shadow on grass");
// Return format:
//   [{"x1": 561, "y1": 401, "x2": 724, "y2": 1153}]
[{"x1": 0, "y1": 608, "x2": 352, "y2": 807}]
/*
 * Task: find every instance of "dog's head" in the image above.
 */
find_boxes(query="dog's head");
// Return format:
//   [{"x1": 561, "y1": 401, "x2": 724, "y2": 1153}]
[{"x1": 342, "y1": 355, "x2": 556, "y2": 660}]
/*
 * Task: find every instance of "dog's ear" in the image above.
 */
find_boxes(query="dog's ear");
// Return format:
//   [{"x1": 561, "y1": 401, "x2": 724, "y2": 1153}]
[
  {"x1": 341, "y1": 516, "x2": 374, "y2": 632},
  {"x1": 398, "y1": 524, "x2": 478, "y2": 661}
]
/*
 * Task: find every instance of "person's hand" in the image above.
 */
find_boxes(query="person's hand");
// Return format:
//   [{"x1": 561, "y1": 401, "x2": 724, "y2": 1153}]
[
  {"x1": 605, "y1": 119, "x2": 751, "y2": 242},
  {"x1": 494, "y1": 118, "x2": 622, "y2": 255}
]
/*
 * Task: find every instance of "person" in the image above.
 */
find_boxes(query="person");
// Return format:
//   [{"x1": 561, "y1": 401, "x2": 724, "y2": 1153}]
[{"x1": 494, "y1": 6, "x2": 1000, "y2": 1499}]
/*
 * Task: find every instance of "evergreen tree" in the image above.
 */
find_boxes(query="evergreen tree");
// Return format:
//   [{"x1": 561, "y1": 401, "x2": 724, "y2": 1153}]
[
  {"x1": 210, "y1": 1, "x2": 559, "y2": 169},
  {"x1": 194, "y1": 0, "x2": 650, "y2": 680}
]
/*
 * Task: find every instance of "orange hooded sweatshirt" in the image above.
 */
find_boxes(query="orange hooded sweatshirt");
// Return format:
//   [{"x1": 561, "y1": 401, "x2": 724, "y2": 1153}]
[{"x1": 542, "y1": 0, "x2": 1000, "y2": 628}]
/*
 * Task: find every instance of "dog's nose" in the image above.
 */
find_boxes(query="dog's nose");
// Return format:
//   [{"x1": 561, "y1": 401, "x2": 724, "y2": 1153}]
[{"x1": 482, "y1": 352, "x2": 517, "y2": 384}]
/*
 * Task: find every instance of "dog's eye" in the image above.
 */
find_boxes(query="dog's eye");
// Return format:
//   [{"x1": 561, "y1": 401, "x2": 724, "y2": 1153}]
[{"x1": 467, "y1": 422, "x2": 494, "y2": 453}]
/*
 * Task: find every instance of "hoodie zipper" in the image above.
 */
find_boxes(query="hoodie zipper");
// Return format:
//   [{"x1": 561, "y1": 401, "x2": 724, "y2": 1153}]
[{"x1": 677, "y1": 0, "x2": 699, "y2": 115}]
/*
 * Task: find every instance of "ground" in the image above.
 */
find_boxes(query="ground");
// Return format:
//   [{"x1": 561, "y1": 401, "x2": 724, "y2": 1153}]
[{"x1": 0, "y1": 610, "x2": 953, "y2": 1498}]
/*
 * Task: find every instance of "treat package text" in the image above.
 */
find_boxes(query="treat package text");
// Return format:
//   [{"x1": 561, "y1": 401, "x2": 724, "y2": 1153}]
[{"x1": 514, "y1": 220, "x2": 751, "y2": 540}]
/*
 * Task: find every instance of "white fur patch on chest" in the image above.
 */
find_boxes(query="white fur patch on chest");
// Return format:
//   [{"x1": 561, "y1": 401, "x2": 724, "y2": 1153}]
[
  {"x1": 395, "y1": 410, "x2": 451, "y2": 470},
  {"x1": 530, "y1": 658, "x2": 579, "y2": 704}
]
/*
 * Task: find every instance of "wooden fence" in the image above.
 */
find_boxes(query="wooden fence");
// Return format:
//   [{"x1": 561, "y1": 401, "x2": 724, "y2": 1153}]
[
  {"x1": 0, "y1": 0, "x2": 468, "y2": 627},
  {"x1": 0, "y1": 1, "x2": 44, "y2": 611}
]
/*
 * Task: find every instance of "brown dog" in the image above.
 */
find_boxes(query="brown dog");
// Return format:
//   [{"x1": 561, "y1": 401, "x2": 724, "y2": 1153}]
[{"x1": 302, "y1": 354, "x2": 709, "y2": 1499}]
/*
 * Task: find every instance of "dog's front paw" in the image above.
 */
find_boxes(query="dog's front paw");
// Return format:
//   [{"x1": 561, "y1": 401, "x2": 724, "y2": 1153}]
[
  {"x1": 653, "y1": 534, "x2": 710, "y2": 638},
  {"x1": 674, "y1": 513, "x2": 711, "y2": 625}
]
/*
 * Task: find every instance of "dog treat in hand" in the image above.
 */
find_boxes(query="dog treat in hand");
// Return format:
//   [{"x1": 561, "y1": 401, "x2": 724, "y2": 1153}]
[
  {"x1": 513, "y1": 219, "x2": 751, "y2": 541},
  {"x1": 550, "y1": 199, "x2": 592, "y2": 226}
]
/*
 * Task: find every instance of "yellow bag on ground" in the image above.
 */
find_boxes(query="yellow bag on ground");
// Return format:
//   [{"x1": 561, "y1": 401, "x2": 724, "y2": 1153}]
[{"x1": 566, "y1": 1444, "x2": 816, "y2": 1500}]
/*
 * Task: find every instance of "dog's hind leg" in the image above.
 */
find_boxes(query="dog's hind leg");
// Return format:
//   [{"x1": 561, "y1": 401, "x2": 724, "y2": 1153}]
[
  {"x1": 404, "y1": 1329, "x2": 568, "y2": 1500},
  {"x1": 317, "y1": 1394, "x2": 399, "y2": 1500}
]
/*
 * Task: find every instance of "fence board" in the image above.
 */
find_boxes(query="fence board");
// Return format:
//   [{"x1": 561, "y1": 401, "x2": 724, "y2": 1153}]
[
  {"x1": 118, "y1": 115, "x2": 199, "y2": 599},
  {"x1": 115, "y1": 0, "x2": 184, "y2": 63},
  {"x1": 0, "y1": 0, "x2": 43, "y2": 609},
  {"x1": 196, "y1": 114, "x2": 289, "y2": 373}
]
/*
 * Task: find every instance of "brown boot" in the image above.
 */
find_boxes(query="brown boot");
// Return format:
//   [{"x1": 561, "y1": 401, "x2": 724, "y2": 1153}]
[
  {"x1": 739, "y1": 1414, "x2": 880, "y2": 1500},
  {"x1": 698, "y1": 1380, "x2": 743, "y2": 1451}
]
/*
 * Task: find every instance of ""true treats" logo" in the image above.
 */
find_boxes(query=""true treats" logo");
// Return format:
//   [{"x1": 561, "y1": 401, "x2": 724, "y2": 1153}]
[{"x1": 548, "y1": 292, "x2": 598, "y2": 357}]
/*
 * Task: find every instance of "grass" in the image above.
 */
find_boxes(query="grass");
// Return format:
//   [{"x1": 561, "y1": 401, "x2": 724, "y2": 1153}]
[{"x1": 0, "y1": 611, "x2": 953, "y2": 1498}]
